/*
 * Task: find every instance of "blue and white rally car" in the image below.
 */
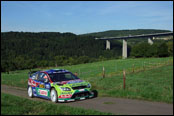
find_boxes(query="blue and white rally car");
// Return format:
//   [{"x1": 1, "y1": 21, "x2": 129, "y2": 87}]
[{"x1": 27, "y1": 69, "x2": 97, "y2": 102}]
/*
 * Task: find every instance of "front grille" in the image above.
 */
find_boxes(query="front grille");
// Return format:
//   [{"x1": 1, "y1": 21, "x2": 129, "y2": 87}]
[
  {"x1": 71, "y1": 91, "x2": 90, "y2": 99},
  {"x1": 72, "y1": 85, "x2": 87, "y2": 90}
]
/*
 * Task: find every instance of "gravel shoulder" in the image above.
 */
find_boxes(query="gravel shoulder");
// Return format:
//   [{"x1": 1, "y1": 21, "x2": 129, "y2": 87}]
[{"x1": 1, "y1": 85, "x2": 173, "y2": 115}]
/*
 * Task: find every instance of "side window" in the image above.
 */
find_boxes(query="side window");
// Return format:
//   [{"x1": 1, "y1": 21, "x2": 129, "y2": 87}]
[
  {"x1": 31, "y1": 73, "x2": 36, "y2": 80},
  {"x1": 38, "y1": 73, "x2": 48, "y2": 82},
  {"x1": 31, "y1": 73, "x2": 39, "y2": 80},
  {"x1": 65, "y1": 73, "x2": 72, "y2": 80}
]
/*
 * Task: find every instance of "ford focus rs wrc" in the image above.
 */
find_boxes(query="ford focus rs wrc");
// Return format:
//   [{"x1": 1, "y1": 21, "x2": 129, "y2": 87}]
[{"x1": 27, "y1": 69, "x2": 94, "y2": 102}]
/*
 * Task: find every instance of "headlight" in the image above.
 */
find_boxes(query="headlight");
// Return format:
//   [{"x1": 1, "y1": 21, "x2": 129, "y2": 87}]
[
  {"x1": 87, "y1": 84, "x2": 91, "y2": 88},
  {"x1": 60, "y1": 87, "x2": 71, "y2": 91}
]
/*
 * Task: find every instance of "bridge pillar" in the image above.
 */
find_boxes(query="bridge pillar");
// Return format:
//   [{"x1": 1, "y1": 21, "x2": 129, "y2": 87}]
[
  {"x1": 122, "y1": 39, "x2": 127, "y2": 59},
  {"x1": 148, "y1": 37, "x2": 153, "y2": 45},
  {"x1": 106, "y1": 40, "x2": 110, "y2": 50}
]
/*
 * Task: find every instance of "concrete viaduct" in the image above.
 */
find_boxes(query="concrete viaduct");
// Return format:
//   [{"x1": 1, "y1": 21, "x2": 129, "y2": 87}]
[{"x1": 95, "y1": 32, "x2": 173, "y2": 59}]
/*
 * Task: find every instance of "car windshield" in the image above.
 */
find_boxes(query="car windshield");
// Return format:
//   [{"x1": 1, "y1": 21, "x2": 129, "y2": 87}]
[{"x1": 49, "y1": 72, "x2": 79, "y2": 82}]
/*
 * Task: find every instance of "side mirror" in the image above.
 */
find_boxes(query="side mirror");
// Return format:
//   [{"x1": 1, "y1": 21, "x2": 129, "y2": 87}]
[
  {"x1": 28, "y1": 72, "x2": 31, "y2": 77},
  {"x1": 74, "y1": 72, "x2": 78, "y2": 76}
]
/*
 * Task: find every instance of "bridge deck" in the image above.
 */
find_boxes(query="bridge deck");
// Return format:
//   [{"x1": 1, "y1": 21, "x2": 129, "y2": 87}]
[{"x1": 95, "y1": 32, "x2": 173, "y2": 40}]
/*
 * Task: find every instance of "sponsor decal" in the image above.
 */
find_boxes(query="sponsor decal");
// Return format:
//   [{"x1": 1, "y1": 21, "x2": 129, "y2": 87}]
[
  {"x1": 71, "y1": 83, "x2": 86, "y2": 87},
  {"x1": 28, "y1": 79, "x2": 39, "y2": 87},
  {"x1": 61, "y1": 92, "x2": 72, "y2": 94},
  {"x1": 67, "y1": 79, "x2": 83, "y2": 84},
  {"x1": 39, "y1": 84, "x2": 45, "y2": 88},
  {"x1": 58, "y1": 100, "x2": 65, "y2": 102},
  {"x1": 58, "y1": 94, "x2": 72, "y2": 98},
  {"x1": 38, "y1": 89, "x2": 48, "y2": 96},
  {"x1": 60, "y1": 79, "x2": 83, "y2": 85},
  {"x1": 45, "y1": 84, "x2": 50, "y2": 89},
  {"x1": 80, "y1": 97, "x2": 85, "y2": 100},
  {"x1": 79, "y1": 89, "x2": 85, "y2": 92}
]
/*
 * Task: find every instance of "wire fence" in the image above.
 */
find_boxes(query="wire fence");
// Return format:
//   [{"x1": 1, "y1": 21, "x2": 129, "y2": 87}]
[
  {"x1": 32, "y1": 57, "x2": 173, "y2": 87},
  {"x1": 3, "y1": 57, "x2": 173, "y2": 91},
  {"x1": 65, "y1": 58, "x2": 173, "y2": 78},
  {"x1": 59, "y1": 58, "x2": 173, "y2": 90}
]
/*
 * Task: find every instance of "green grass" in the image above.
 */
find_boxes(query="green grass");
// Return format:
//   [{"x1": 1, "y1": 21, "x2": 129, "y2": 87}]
[
  {"x1": 1, "y1": 57, "x2": 173, "y2": 103},
  {"x1": 97, "y1": 65, "x2": 173, "y2": 103},
  {"x1": 1, "y1": 93, "x2": 112, "y2": 115}
]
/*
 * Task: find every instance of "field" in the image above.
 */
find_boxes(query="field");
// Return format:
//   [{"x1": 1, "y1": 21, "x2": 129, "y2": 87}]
[
  {"x1": 1, "y1": 57, "x2": 173, "y2": 103},
  {"x1": 1, "y1": 93, "x2": 112, "y2": 115}
]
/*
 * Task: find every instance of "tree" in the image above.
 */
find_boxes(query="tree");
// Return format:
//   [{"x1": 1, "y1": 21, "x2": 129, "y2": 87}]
[
  {"x1": 54, "y1": 55, "x2": 67, "y2": 66},
  {"x1": 157, "y1": 42, "x2": 169, "y2": 57},
  {"x1": 167, "y1": 41, "x2": 173, "y2": 56},
  {"x1": 14, "y1": 56, "x2": 26, "y2": 70},
  {"x1": 130, "y1": 43, "x2": 144, "y2": 57},
  {"x1": 130, "y1": 42, "x2": 169, "y2": 58},
  {"x1": 78, "y1": 56, "x2": 90, "y2": 64}
]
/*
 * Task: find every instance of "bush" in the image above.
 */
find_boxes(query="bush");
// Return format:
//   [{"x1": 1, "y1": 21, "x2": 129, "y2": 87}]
[
  {"x1": 156, "y1": 42, "x2": 169, "y2": 57},
  {"x1": 131, "y1": 42, "x2": 169, "y2": 58},
  {"x1": 167, "y1": 41, "x2": 173, "y2": 56}
]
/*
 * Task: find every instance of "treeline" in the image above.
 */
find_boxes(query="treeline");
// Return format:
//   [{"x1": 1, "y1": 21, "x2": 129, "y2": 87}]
[
  {"x1": 1, "y1": 30, "x2": 172, "y2": 72},
  {"x1": 1, "y1": 32, "x2": 126, "y2": 72},
  {"x1": 130, "y1": 41, "x2": 173, "y2": 58}
]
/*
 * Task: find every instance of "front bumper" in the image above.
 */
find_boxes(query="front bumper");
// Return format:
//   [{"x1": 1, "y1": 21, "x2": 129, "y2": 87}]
[{"x1": 58, "y1": 90, "x2": 94, "y2": 102}]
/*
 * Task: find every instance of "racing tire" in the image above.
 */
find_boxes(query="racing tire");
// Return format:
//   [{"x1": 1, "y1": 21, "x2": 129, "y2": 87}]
[
  {"x1": 28, "y1": 86, "x2": 34, "y2": 98},
  {"x1": 92, "y1": 90, "x2": 98, "y2": 98},
  {"x1": 50, "y1": 88, "x2": 58, "y2": 103}
]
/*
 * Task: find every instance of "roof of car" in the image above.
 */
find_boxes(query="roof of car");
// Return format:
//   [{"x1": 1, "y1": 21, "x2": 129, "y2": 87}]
[{"x1": 44, "y1": 69, "x2": 70, "y2": 74}]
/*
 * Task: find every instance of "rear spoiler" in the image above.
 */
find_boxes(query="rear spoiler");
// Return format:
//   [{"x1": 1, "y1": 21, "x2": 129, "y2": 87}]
[{"x1": 28, "y1": 71, "x2": 40, "y2": 77}]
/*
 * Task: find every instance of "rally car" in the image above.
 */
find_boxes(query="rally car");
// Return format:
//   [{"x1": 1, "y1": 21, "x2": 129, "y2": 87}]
[{"x1": 27, "y1": 69, "x2": 96, "y2": 102}]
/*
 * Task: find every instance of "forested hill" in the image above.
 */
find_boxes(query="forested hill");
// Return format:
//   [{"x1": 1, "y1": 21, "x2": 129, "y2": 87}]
[
  {"x1": 1, "y1": 29, "x2": 171, "y2": 72},
  {"x1": 80, "y1": 29, "x2": 171, "y2": 37},
  {"x1": 1, "y1": 31, "x2": 124, "y2": 72}
]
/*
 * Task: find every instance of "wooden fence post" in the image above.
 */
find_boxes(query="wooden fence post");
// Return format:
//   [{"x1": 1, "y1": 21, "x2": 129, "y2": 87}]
[
  {"x1": 123, "y1": 70, "x2": 126, "y2": 90},
  {"x1": 143, "y1": 62, "x2": 145, "y2": 71},
  {"x1": 115, "y1": 64, "x2": 117, "y2": 72},
  {"x1": 132, "y1": 64, "x2": 134, "y2": 73}
]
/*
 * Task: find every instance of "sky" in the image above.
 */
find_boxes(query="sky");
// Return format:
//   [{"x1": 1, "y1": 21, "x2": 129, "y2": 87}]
[{"x1": 1, "y1": 1, "x2": 173, "y2": 34}]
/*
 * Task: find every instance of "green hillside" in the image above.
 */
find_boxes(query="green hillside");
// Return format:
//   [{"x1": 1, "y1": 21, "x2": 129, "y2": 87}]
[{"x1": 1, "y1": 57, "x2": 173, "y2": 103}]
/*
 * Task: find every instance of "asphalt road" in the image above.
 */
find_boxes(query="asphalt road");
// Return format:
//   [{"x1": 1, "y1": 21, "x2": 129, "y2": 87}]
[{"x1": 1, "y1": 85, "x2": 173, "y2": 115}]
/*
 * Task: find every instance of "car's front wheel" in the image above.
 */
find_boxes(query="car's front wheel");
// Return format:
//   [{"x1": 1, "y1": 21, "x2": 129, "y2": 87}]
[
  {"x1": 91, "y1": 90, "x2": 98, "y2": 98},
  {"x1": 50, "y1": 88, "x2": 58, "y2": 103},
  {"x1": 28, "y1": 86, "x2": 33, "y2": 98}
]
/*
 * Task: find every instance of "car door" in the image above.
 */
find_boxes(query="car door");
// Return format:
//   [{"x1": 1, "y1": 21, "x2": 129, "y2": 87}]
[{"x1": 36, "y1": 72, "x2": 51, "y2": 98}]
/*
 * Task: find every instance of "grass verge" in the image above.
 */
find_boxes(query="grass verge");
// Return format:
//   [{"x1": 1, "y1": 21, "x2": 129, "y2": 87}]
[{"x1": 1, "y1": 93, "x2": 112, "y2": 115}]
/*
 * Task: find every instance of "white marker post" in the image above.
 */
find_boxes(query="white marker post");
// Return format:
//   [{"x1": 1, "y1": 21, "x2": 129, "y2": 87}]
[{"x1": 102, "y1": 66, "x2": 105, "y2": 78}]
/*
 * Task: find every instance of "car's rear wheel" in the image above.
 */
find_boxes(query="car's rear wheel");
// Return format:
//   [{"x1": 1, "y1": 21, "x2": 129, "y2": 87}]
[
  {"x1": 50, "y1": 88, "x2": 58, "y2": 103},
  {"x1": 28, "y1": 86, "x2": 33, "y2": 98}
]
